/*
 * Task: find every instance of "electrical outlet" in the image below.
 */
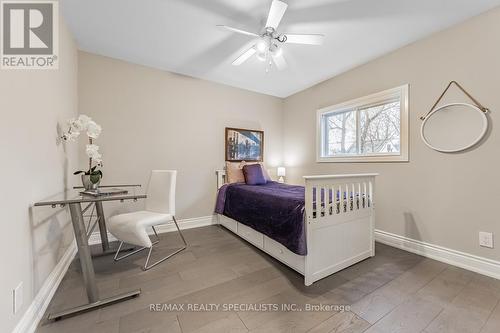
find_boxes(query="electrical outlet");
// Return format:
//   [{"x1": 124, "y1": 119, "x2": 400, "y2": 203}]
[
  {"x1": 13, "y1": 282, "x2": 23, "y2": 314},
  {"x1": 479, "y1": 231, "x2": 494, "y2": 249}
]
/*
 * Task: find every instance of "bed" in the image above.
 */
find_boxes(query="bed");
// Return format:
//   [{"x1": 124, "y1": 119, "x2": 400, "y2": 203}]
[{"x1": 215, "y1": 170, "x2": 378, "y2": 286}]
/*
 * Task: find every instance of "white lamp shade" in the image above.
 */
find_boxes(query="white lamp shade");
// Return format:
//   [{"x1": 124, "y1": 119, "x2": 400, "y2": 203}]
[{"x1": 277, "y1": 167, "x2": 286, "y2": 177}]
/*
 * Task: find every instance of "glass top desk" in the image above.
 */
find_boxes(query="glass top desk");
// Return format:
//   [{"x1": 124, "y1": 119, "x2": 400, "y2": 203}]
[{"x1": 34, "y1": 185, "x2": 147, "y2": 320}]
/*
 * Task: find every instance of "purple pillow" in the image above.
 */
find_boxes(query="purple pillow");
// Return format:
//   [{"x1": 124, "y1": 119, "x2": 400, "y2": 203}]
[{"x1": 242, "y1": 164, "x2": 267, "y2": 185}]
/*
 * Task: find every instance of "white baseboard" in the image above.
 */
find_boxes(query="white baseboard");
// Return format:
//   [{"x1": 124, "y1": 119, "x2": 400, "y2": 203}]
[
  {"x1": 375, "y1": 229, "x2": 500, "y2": 280},
  {"x1": 12, "y1": 242, "x2": 77, "y2": 333},
  {"x1": 89, "y1": 215, "x2": 217, "y2": 245}
]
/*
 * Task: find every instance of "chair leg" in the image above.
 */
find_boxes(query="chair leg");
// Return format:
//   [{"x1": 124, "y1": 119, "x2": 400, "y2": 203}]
[
  {"x1": 114, "y1": 239, "x2": 159, "y2": 262},
  {"x1": 172, "y1": 216, "x2": 188, "y2": 247},
  {"x1": 142, "y1": 216, "x2": 187, "y2": 271},
  {"x1": 152, "y1": 225, "x2": 160, "y2": 241}
]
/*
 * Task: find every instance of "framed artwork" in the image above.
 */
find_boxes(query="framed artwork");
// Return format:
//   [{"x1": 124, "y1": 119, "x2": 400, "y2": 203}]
[{"x1": 225, "y1": 127, "x2": 264, "y2": 162}]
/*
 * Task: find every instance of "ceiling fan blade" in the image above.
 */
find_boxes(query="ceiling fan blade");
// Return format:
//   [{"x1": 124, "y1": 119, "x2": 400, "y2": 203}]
[
  {"x1": 272, "y1": 52, "x2": 287, "y2": 70},
  {"x1": 266, "y1": 0, "x2": 288, "y2": 30},
  {"x1": 217, "y1": 25, "x2": 259, "y2": 37},
  {"x1": 284, "y1": 33, "x2": 325, "y2": 45},
  {"x1": 232, "y1": 46, "x2": 256, "y2": 66}
]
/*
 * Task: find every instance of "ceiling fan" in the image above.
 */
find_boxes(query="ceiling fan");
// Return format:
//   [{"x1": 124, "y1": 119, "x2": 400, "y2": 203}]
[{"x1": 217, "y1": 0, "x2": 325, "y2": 72}]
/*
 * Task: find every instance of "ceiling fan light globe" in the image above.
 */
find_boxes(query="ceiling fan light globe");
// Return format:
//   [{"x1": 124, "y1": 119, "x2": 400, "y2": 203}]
[
  {"x1": 257, "y1": 52, "x2": 267, "y2": 62},
  {"x1": 256, "y1": 40, "x2": 267, "y2": 53},
  {"x1": 274, "y1": 47, "x2": 283, "y2": 57}
]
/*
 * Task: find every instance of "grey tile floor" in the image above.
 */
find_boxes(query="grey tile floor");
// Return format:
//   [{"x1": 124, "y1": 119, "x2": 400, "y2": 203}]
[{"x1": 36, "y1": 226, "x2": 500, "y2": 333}]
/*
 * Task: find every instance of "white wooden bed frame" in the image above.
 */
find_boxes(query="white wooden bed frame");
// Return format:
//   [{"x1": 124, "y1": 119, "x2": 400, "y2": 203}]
[{"x1": 216, "y1": 171, "x2": 378, "y2": 286}]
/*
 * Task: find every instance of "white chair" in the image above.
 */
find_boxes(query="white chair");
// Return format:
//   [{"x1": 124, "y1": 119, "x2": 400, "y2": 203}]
[{"x1": 108, "y1": 170, "x2": 187, "y2": 270}]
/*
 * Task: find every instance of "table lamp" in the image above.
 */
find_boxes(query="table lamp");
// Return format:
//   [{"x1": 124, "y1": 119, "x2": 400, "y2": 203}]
[{"x1": 277, "y1": 167, "x2": 286, "y2": 183}]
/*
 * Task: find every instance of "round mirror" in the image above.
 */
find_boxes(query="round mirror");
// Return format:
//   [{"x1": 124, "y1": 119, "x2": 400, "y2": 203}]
[{"x1": 421, "y1": 103, "x2": 488, "y2": 153}]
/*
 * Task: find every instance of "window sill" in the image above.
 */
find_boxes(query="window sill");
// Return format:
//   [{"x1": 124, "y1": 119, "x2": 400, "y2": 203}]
[{"x1": 317, "y1": 154, "x2": 408, "y2": 163}]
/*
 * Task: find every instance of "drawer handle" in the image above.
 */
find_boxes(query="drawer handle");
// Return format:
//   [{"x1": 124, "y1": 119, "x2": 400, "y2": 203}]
[{"x1": 279, "y1": 249, "x2": 284, "y2": 254}]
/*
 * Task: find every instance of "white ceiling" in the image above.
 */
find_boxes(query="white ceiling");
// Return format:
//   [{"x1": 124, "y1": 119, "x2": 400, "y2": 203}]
[{"x1": 62, "y1": 0, "x2": 500, "y2": 98}]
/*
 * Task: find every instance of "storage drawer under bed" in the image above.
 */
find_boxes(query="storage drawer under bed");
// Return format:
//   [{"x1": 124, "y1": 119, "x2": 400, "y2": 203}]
[
  {"x1": 237, "y1": 223, "x2": 264, "y2": 247},
  {"x1": 219, "y1": 215, "x2": 238, "y2": 233},
  {"x1": 263, "y1": 235, "x2": 305, "y2": 273}
]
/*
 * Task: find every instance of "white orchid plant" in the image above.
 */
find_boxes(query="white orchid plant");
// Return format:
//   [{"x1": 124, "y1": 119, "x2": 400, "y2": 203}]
[{"x1": 62, "y1": 114, "x2": 103, "y2": 183}]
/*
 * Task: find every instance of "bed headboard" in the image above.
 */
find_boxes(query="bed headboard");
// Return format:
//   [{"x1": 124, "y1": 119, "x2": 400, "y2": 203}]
[{"x1": 216, "y1": 170, "x2": 226, "y2": 189}]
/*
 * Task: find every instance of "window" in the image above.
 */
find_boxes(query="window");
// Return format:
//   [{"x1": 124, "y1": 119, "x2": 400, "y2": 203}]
[{"x1": 317, "y1": 85, "x2": 408, "y2": 162}]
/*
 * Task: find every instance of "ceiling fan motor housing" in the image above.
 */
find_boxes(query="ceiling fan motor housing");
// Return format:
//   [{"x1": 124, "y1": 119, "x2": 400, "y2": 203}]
[{"x1": 262, "y1": 27, "x2": 287, "y2": 43}]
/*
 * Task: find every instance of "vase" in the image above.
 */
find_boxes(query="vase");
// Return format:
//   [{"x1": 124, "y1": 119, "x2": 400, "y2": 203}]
[{"x1": 82, "y1": 174, "x2": 101, "y2": 190}]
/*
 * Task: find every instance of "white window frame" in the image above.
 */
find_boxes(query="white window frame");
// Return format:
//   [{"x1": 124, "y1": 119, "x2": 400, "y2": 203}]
[{"x1": 316, "y1": 84, "x2": 409, "y2": 163}]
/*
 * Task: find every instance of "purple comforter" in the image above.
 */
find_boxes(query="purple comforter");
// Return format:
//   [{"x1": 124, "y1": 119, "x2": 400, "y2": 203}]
[{"x1": 215, "y1": 181, "x2": 307, "y2": 255}]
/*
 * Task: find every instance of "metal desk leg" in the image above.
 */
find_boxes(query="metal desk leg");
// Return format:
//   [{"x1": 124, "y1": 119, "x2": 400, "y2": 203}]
[
  {"x1": 48, "y1": 202, "x2": 140, "y2": 321},
  {"x1": 95, "y1": 201, "x2": 109, "y2": 252},
  {"x1": 70, "y1": 202, "x2": 99, "y2": 302}
]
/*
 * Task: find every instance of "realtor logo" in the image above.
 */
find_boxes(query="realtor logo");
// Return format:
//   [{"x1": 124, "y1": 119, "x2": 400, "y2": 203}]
[{"x1": 1, "y1": 1, "x2": 58, "y2": 69}]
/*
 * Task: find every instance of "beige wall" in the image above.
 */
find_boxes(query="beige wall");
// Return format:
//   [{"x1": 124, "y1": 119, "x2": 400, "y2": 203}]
[
  {"x1": 0, "y1": 16, "x2": 78, "y2": 333},
  {"x1": 78, "y1": 52, "x2": 283, "y2": 219},
  {"x1": 283, "y1": 7, "x2": 500, "y2": 261}
]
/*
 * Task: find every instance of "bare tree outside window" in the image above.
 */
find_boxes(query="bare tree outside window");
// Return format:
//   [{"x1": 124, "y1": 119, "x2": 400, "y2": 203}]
[
  {"x1": 359, "y1": 101, "x2": 400, "y2": 154},
  {"x1": 327, "y1": 110, "x2": 357, "y2": 155},
  {"x1": 323, "y1": 100, "x2": 401, "y2": 156}
]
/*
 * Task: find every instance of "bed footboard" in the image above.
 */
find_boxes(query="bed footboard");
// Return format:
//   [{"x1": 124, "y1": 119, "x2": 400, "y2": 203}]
[{"x1": 303, "y1": 173, "x2": 378, "y2": 286}]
